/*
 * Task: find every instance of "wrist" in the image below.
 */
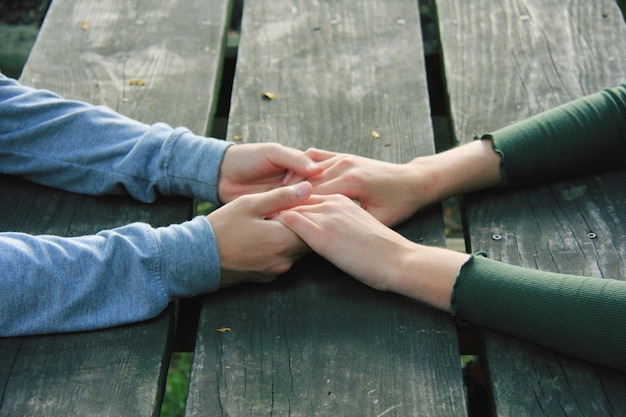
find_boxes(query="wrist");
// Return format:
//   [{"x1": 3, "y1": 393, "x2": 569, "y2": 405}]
[
  {"x1": 409, "y1": 140, "x2": 503, "y2": 202},
  {"x1": 390, "y1": 244, "x2": 469, "y2": 312},
  {"x1": 405, "y1": 155, "x2": 450, "y2": 205}
]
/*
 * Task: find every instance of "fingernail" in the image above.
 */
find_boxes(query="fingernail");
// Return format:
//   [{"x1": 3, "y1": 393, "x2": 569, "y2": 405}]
[{"x1": 293, "y1": 182, "x2": 310, "y2": 198}]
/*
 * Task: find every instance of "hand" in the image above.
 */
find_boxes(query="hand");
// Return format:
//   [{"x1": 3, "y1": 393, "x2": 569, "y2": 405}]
[
  {"x1": 275, "y1": 193, "x2": 468, "y2": 311},
  {"x1": 274, "y1": 193, "x2": 416, "y2": 291},
  {"x1": 301, "y1": 148, "x2": 434, "y2": 226},
  {"x1": 207, "y1": 182, "x2": 313, "y2": 288},
  {"x1": 217, "y1": 143, "x2": 323, "y2": 204}
]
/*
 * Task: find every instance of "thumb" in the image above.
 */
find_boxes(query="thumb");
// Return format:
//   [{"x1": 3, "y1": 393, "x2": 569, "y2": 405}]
[{"x1": 252, "y1": 182, "x2": 312, "y2": 217}]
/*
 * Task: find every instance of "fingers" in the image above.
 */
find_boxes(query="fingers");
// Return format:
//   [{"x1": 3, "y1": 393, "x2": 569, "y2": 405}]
[
  {"x1": 307, "y1": 175, "x2": 354, "y2": 197},
  {"x1": 300, "y1": 151, "x2": 362, "y2": 191},
  {"x1": 275, "y1": 210, "x2": 314, "y2": 238},
  {"x1": 247, "y1": 181, "x2": 313, "y2": 216},
  {"x1": 208, "y1": 184, "x2": 315, "y2": 286},
  {"x1": 274, "y1": 145, "x2": 325, "y2": 185},
  {"x1": 304, "y1": 147, "x2": 337, "y2": 162},
  {"x1": 281, "y1": 169, "x2": 297, "y2": 185},
  {"x1": 274, "y1": 209, "x2": 327, "y2": 255},
  {"x1": 266, "y1": 144, "x2": 323, "y2": 179}
]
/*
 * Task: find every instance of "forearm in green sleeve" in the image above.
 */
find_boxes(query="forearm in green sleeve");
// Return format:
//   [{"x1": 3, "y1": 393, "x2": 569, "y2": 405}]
[
  {"x1": 481, "y1": 84, "x2": 626, "y2": 186},
  {"x1": 451, "y1": 253, "x2": 626, "y2": 372}
]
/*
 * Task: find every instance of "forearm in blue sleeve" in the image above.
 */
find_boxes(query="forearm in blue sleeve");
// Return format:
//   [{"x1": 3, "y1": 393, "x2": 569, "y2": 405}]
[
  {"x1": 0, "y1": 74, "x2": 232, "y2": 203},
  {"x1": 483, "y1": 84, "x2": 626, "y2": 186},
  {"x1": 0, "y1": 216, "x2": 220, "y2": 336},
  {"x1": 451, "y1": 254, "x2": 626, "y2": 372}
]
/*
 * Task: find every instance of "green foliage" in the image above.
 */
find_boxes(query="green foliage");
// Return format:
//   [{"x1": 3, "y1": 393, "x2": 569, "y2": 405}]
[
  {"x1": 195, "y1": 200, "x2": 216, "y2": 216},
  {"x1": 161, "y1": 352, "x2": 193, "y2": 417}
]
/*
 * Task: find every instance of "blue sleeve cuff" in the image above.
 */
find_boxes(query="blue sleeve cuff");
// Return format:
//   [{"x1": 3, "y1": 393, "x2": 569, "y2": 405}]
[
  {"x1": 162, "y1": 128, "x2": 234, "y2": 204},
  {"x1": 155, "y1": 216, "x2": 221, "y2": 299}
]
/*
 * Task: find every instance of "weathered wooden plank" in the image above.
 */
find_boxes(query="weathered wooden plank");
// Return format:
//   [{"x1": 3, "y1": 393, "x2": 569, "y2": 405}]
[
  {"x1": 185, "y1": 1, "x2": 467, "y2": 416},
  {"x1": 0, "y1": 339, "x2": 20, "y2": 398},
  {"x1": 0, "y1": 0, "x2": 232, "y2": 415},
  {"x1": 0, "y1": 315, "x2": 174, "y2": 417},
  {"x1": 20, "y1": 0, "x2": 230, "y2": 132},
  {"x1": 438, "y1": 0, "x2": 626, "y2": 141},
  {"x1": 437, "y1": 0, "x2": 626, "y2": 415},
  {"x1": 0, "y1": 174, "x2": 191, "y2": 236},
  {"x1": 226, "y1": 0, "x2": 436, "y2": 160}
]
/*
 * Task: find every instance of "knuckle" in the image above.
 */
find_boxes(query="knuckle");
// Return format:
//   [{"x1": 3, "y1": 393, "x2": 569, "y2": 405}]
[
  {"x1": 275, "y1": 187, "x2": 293, "y2": 202},
  {"x1": 336, "y1": 157, "x2": 357, "y2": 169}
]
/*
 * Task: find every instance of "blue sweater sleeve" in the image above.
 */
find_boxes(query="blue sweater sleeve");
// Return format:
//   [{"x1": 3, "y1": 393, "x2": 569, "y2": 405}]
[
  {"x1": 0, "y1": 75, "x2": 231, "y2": 335},
  {"x1": 0, "y1": 217, "x2": 221, "y2": 336},
  {"x1": 0, "y1": 74, "x2": 232, "y2": 203}
]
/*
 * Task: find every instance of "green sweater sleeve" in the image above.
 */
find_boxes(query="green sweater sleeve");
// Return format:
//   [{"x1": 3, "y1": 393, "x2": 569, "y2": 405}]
[
  {"x1": 483, "y1": 84, "x2": 626, "y2": 186},
  {"x1": 453, "y1": 86, "x2": 626, "y2": 371},
  {"x1": 451, "y1": 254, "x2": 626, "y2": 372}
]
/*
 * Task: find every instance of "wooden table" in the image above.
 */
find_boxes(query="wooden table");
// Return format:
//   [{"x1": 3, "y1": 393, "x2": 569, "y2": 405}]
[{"x1": 0, "y1": 0, "x2": 624, "y2": 416}]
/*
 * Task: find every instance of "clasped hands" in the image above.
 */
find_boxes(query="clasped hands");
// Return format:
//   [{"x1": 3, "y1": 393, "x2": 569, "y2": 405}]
[{"x1": 211, "y1": 143, "x2": 434, "y2": 289}]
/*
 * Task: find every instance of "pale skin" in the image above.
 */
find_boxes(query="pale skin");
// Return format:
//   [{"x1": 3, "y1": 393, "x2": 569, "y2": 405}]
[
  {"x1": 217, "y1": 142, "x2": 321, "y2": 204},
  {"x1": 209, "y1": 143, "x2": 319, "y2": 288},
  {"x1": 275, "y1": 140, "x2": 503, "y2": 312}
]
